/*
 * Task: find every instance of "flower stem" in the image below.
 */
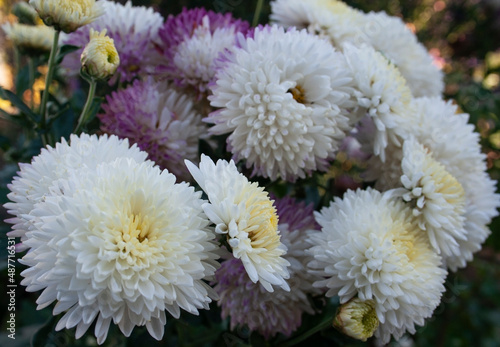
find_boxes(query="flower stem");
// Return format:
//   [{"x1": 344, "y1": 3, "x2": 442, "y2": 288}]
[
  {"x1": 252, "y1": 0, "x2": 264, "y2": 27},
  {"x1": 75, "y1": 77, "x2": 97, "y2": 134},
  {"x1": 39, "y1": 29, "x2": 60, "y2": 146}
]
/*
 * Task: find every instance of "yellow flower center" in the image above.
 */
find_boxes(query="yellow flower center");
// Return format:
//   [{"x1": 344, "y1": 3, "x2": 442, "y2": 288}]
[
  {"x1": 244, "y1": 186, "x2": 281, "y2": 251},
  {"x1": 288, "y1": 84, "x2": 306, "y2": 104},
  {"x1": 421, "y1": 152, "x2": 466, "y2": 211}
]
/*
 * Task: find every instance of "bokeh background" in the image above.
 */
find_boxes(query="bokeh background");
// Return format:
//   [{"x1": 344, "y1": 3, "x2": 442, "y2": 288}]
[{"x1": 0, "y1": 0, "x2": 499, "y2": 346}]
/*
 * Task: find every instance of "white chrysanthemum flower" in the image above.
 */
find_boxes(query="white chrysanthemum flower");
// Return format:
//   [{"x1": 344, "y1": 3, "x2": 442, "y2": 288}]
[
  {"x1": 307, "y1": 188, "x2": 446, "y2": 343},
  {"x1": 444, "y1": 169, "x2": 500, "y2": 271},
  {"x1": 361, "y1": 11, "x2": 444, "y2": 97},
  {"x1": 29, "y1": 0, "x2": 104, "y2": 33},
  {"x1": 270, "y1": 0, "x2": 365, "y2": 45},
  {"x1": 185, "y1": 155, "x2": 290, "y2": 292},
  {"x1": 20, "y1": 158, "x2": 220, "y2": 344},
  {"x1": 343, "y1": 43, "x2": 414, "y2": 161},
  {"x1": 2, "y1": 22, "x2": 55, "y2": 55},
  {"x1": 4, "y1": 134, "x2": 148, "y2": 250},
  {"x1": 207, "y1": 25, "x2": 355, "y2": 181},
  {"x1": 271, "y1": 1, "x2": 443, "y2": 97},
  {"x1": 407, "y1": 97, "x2": 486, "y2": 177},
  {"x1": 391, "y1": 138, "x2": 467, "y2": 257},
  {"x1": 80, "y1": 28, "x2": 119, "y2": 80}
]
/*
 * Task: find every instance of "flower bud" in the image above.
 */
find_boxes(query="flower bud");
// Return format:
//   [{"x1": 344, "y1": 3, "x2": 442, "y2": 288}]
[
  {"x1": 333, "y1": 298, "x2": 379, "y2": 342},
  {"x1": 12, "y1": 2, "x2": 39, "y2": 25},
  {"x1": 80, "y1": 29, "x2": 120, "y2": 81},
  {"x1": 29, "y1": 0, "x2": 104, "y2": 33},
  {"x1": 2, "y1": 23, "x2": 54, "y2": 56}
]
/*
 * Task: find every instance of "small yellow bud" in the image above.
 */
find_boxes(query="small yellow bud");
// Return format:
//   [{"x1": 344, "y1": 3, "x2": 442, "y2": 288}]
[
  {"x1": 2, "y1": 23, "x2": 55, "y2": 56},
  {"x1": 29, "y1": 0, "x2": 104, "y2": 33},
  {"x1": 333, "y1": 298, "x2": 379, "y2": 342},
  {"x1": 80, "y1": 29, "x2": 120, "y2": 81}
]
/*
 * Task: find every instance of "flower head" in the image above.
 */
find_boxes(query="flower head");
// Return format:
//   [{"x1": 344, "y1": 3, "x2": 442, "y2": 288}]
[
  {"x1": 360, "y1": 11, "x2": 444, "y2": 97},
  {"x1": 207, "y1": 25, "x2": 355, "y2": 181},
  {"x1": 333, "y1": 298, "x2": 379, "y2": 342},
  {"x1": 156, "y1": 7, "x2": 249, "y2": 95},
  {"x1": 185, "y1": 155, "x2": 290, "y2": 292},
  {"x1": 343, "y1": 43, "x2": 414, "y2": 161},
  {"x1": 307, "y1": 188, "x2": 446, "y2": 343},
  {"x1": 29, "y1": 0, "x2": 104, "y2": 33},
  {"x1": 214, "y1": 196, "x2": 321, "y2": 338},
  {"x1": 98, "y1": 78, "x2": 210, "y2": 181},
  {"x1": 392, "y1": 138, "x2": 467, "y2": 258},
  {"x1": 271, "y1": 1, "x2": 444, "y2": 97},
  {"x1": 61, "y1": 0, "x2": 164, "y2": 84},
  {"x1": 80, "y1": 28, "x2": 119, "y2": 80},
  {"x1": 2, "y1": 22, "x2": 54, "y2": 55},
  {"x1": 19, "y1": 158, "x2": 220, "y2": 344},
  {"x1": 366, "y1": 97, "x2": 500, "y2": 270},
  {"x1": 12, "y1": 1, "x2": 40, "y2": 25},
  {"x1": 4, "y1": 134, "x2": 148, "y2": 250},
  {"x1": 270, "y1": 0, "x2": 365, "y2": 45}
]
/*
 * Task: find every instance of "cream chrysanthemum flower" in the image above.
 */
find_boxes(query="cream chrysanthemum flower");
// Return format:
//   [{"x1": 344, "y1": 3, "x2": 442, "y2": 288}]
[
  {"x1": 29, "y1": 0, "x2": 104, "y2": 33},
  {"x1": 185, "y1": 155, "x2": 290, "y2": 292},
  {"x1": 2, "y1": 23, "x2": 54, "y2": 55},
  {"x1": 214, "y1": 196, "x2": 322, "y2": 338},
  {"x1": 390, "y1": 138, "x2": 467, "y2": 258},
  {"x1": 207, "y1": 25, "x2": 355, "y2": 181},
  {"x1": 307, "y1": 188, "x2": 446, "y2": 343},
  {"x1": 368, "y1": 97, "x2": 500, "y2": 270},
  {"x1": 343, "y1": 43, "x2": 415, "y2": 161},
  {"x1": 81, "y1": 28, "x2": 119, "y2": 80},
  {"x1": 20, "y1": 158, "x2": 220, "y2": 344},
  {"x1": 4, "y1": 134, "x2": 148, "y2": 250}
]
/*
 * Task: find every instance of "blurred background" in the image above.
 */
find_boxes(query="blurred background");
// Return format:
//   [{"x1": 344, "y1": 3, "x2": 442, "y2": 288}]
[{"x1": 0, "y1": 0, "x2": 499, "y2": 346}]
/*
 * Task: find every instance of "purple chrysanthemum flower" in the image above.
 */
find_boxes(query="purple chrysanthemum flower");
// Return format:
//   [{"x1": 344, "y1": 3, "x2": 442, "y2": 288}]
[
  {"x1": 214, "y1": 196, "x2": 322, "y2": 339},
  {"x1": 61, "y1": 0, "x2": 164, "y2": 85},
  {"x1": 156, "y1": 7, "x2": 249, "y2": 96},
  {"x1": 98, "y1": 78, "x2": 210, "y2": 181}
]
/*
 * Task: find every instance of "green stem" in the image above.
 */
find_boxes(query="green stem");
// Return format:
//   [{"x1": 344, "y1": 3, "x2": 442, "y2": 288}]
[
  {"x1": 252, "y1": 0, "x2": 264, "y2": 27},
  {"x1": 39, "y1": 30, "x2": 60, "y2": 146},
  {"x1": 74, "y1": 77, "x2": 97, "y2": 134}
]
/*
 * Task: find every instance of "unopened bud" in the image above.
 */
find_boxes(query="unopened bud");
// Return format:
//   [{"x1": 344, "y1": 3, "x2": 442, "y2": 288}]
[
  {"x1": 333, "y1": 298, "x2": 379, "y2": 342},
  {"x1": 80, "y1": 29, "x2": 120, "y2": 81}
]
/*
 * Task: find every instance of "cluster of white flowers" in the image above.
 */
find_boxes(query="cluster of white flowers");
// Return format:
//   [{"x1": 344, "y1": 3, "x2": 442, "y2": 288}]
[{"x1": 3, "y1": 0, "x2": 499, "y2": 345}]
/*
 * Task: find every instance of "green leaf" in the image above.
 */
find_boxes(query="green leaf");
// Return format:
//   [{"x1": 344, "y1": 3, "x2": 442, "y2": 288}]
[
  {"x1": 56, "y1": 45, "x2": 81, "y2": 65},
  {"x1": 0, "y1": 87, "x2": 39, "y2": 124}
]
